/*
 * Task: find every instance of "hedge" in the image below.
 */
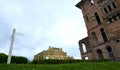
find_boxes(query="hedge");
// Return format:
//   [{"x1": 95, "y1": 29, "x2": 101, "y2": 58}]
[
  {"x1": 0, "y1": 53, "x2": 28, "y2": 64},
  {"x1": 31, "y1": 59, "x2": 110, "y2": 64}
]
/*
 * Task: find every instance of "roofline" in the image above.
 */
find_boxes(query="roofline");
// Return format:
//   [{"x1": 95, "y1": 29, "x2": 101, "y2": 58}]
[{"x1": 75, "y1": 0, "x2": 87, "y2": 9}]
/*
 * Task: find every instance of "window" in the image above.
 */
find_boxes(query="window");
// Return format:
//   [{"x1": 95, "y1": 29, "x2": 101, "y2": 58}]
[
  {"x1": 46, "y1": 56, "x2": 49, "y2": 59},
  {"x1": 116, "y1": 40, "x2": 120, "y2": 42},
  {"x1": 58, "y1": 57, "x2": 61, "y2": 60},
  {"x1": 107, "y1": 5, "x2": 112, "y2": 11},
  {"x1": 92, "y1": 32, "x2": 99, "y2": 46},
  {"x1": 117, "y1": 13, "x2": 120, "y2": 18},
  {"x1": 82, "y1": 43, "x2": 87, "y2": 53},
  {"x1": 102, "y1": 2, "x2": 117, "y2": 14},
  {"x1": 95, "y1": 12, "x2": 101, "y2": 24},
  {"x1": 112, "y1": 2, "x2": 117, "y2": 9},
  {"x1": 90, "y1": 0, "x2": 94, "y2": 5},
  {"x1": 54, "y1": 48, "x2": 58, "y2": 52},
  {"x1": 85, "y1": 16, "x2": 89, "y2": 23},
  {"x1": 84, "y1": 57, "x2": 89, "y2": 60},
  {"x1": 52, "y1": 57, "x2": 54, "y2": 59},
  {"x1": 96, "y1": 49, "x2": 104, "y2": 59},
  {"x1": 112, "y1": 15, "x2": 117, "y2": 21},
  {"x1": 107, "y1": 18, "x2": 112, "y2": 23},
  {"x1": 106, "y1": 46, "x2": 116, "y2": 61},
  {"x1": 100, "y1": 28, "x2": 108, "y2": 42},
  {"x1": 104, "y1": 8, "x2": 108, "y2": 13},
  {"x1": 107, "y1": 12, "x2": 120, "y2": 23}
]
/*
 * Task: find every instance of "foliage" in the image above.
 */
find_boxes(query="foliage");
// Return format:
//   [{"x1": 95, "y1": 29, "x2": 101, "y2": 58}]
[
  {"x1": 0, "y1": 62, "x2": 120, "y2": 70},
  {"x1": 0, "y1": 53, "x2": 8, "y2": 63},
  {"x1": 11, "y1": 56, "x2": 28, "y2": 64},
  {"x1": 31, "y1": 59, "x2": 110, "y2": 64},
  {"x1": 0, "y1": 53, "x2": 28, "y2": 64}
]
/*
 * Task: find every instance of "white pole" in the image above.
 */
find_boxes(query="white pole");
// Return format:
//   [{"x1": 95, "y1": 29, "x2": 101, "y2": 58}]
[{"x1": 7, "y1": 29, "x2": 16, "y2": 64}]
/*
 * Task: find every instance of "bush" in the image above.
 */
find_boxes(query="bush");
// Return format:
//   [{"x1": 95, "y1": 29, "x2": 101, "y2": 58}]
[
  {"x1": 0, "y1": 53, "x2": 28, "y2": 64},
  {"x1": 11, "y1": 56, "x2": 28, "y2": 64},
  {"x1": 31, "y1": 59, "x2": 111, "y2": 64}
]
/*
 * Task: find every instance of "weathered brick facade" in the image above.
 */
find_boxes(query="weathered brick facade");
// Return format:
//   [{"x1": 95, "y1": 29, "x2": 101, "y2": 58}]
[{"x1": 76, "y1": 0, "x2": 120, "y2": 61}]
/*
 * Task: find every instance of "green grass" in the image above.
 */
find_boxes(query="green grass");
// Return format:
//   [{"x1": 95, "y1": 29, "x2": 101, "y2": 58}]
[{"x1": 0, "y1": 62, "x2": 120, "y2": 70}]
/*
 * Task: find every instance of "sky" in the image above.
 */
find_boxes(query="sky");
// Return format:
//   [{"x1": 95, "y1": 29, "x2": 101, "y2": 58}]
[{"x1": 0, "y1": 0, "x2": 87, "y2": 60}]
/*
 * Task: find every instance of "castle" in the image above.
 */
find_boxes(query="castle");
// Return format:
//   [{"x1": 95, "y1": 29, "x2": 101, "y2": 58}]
[
  {"x1": 34, "y1": 46, "x2": 73, "y2": 60},
  {"x1": 76, "y1": 0, "x2": 120, "y2": 61}
]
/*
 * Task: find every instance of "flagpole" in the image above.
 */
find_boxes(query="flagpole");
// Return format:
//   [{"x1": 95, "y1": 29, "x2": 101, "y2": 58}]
[{"x1": 7, "y1": 29, "x2": 16, "y2": 64}]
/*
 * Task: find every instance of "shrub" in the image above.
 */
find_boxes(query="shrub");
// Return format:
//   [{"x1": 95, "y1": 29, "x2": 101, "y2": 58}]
[
  {"x1": 11, "y1": 56, "x2": 28, "y2": 64},
  {"x1": 31, "y1": 59, "x2": 111, "y2": 64},
  {"x1": 0, "y1": 53, "x2": 28, "y2": 64}
]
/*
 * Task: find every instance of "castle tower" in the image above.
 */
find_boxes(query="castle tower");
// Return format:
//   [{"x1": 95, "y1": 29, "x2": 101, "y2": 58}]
[{"x1": 76, "y1": 0, "x2": 120, "y2": 61}]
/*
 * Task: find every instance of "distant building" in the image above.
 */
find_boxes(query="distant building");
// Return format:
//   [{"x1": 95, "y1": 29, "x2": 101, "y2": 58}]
[
  {"x1": 34, "y1": 46, "x2": 73, "y2": 60},
  {"x1": 76, "y1": 0, "x2": 120, "y2": 61}
]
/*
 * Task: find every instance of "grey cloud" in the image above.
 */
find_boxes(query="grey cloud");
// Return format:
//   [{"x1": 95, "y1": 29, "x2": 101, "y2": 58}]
[{"x1": 0, "y1": 0, "x2": 86, "y2": 60}]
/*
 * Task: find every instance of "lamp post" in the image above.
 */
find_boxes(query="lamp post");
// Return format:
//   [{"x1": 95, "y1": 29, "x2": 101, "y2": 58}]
[{"x1": 7, "y1": 29, "x2": 16, "y2": 64}]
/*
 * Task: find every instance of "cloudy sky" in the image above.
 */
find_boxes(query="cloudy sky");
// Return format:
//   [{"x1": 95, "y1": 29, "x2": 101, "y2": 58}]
[{"x1": 0, "y1": 0, "x2": 87, "y2": 60}]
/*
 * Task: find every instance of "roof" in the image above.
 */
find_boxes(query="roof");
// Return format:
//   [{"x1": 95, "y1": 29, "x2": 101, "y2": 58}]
[{"x1": 75, "y1": 0, "x2": 87, "y2": 9}]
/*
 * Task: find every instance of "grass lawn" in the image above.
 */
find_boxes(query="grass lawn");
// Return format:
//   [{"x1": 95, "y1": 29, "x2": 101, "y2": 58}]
[{"x1": 0, "y1": 62, "x2": 120, "y2": 70}]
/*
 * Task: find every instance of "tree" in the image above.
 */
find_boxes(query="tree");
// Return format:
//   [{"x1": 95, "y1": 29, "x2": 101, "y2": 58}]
[
  {"x1": 0, "y1": 53, "x2": 28, "y2": 64},
  {"x1": 0, "y1": 53, "x2": 8, "y2": 63}
]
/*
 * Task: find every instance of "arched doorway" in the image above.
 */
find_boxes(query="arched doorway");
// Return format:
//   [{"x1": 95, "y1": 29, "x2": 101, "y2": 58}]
[
  {"x1": 84, "y1": 56, "x2": 89, "y2": 60},
  {"x1": 96, "y1": 49, "x2": 104, "y2": 59},
  {"x1": 46, "y1": 56, "x2": 49, "y2": 59},
  {"x1": 106, "y1": 46, "x2": 116, "y2": 61}
]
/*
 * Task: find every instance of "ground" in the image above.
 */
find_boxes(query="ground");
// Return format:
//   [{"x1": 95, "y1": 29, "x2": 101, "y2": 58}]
[{"x1": 0, "y1": 62, "x2": 120, "y2": 70}]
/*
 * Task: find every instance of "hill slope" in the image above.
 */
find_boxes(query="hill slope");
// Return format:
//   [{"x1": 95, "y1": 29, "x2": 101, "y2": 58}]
[{"x1": 0, "y1": 62, "x2": 120, "y2": 70}]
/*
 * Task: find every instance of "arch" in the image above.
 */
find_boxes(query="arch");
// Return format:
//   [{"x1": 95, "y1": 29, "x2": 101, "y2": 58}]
[
  {"x1": 106, "y1": 46, "x2": 116, "y2": 61},
  {"x1": 112, "y1": 2, "x2": 117, "y2": 9},
  {"x1": 58, "y1": 57, "x2": 61, "y2": 60},
  {"x1": 116, "y1": 12, "x2": 120, "y2": 19},
  {"x1": 52, "y1": 57, "x2": 54, "y2": 59},
  {"x1": 106, "y1": 47, "x2": 112, "y2": 52},
  {"x1": 82, "y1": 43, "x2": 87, "y2": 53},
  {"x1": 90, "y1": 0, "x2": 94, "y2": 5},
  {"x1": 96, "y1": 49, "x2": 104, "y2": 59},
  {"x1": 46, "y1": 56, "x2": 49, "y2": 59},
  {"x1": 100, "y1": 28, "x2": 108, "y2": 42},
  {"x1": 84, "y1": 56, "x2": 89, "y2": 60},
  {"x1": 92, "y1": 32, "x2": 99, "y2": 46}
]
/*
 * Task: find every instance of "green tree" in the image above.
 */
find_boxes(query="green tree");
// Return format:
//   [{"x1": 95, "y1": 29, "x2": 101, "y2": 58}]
[{"x1": 0, "y1": 53, "x2": 8, "y2": 63}]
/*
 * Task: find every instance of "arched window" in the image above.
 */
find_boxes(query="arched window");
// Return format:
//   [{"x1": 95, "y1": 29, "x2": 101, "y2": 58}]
[
  {"x1": 58, "y1": 57, "x2": 61, "y2": 60},
  {"x1": 82, "y1": 43, "x2": 87, "y2": 53},
  {"x1": 100, "y1": 28, "x2": 108, "y2": 42},
  {"x1": 116, "y1": 13, "x2": 120, "y2": 19},
  {"x1": 107, "y1": 5, "x2": 112, "y2": 11},
  {"x1": 106, "y1": 46, "x2": 116, "y2": 61},
  {"x1": 46, "y1": 56, "x2": 49, "y2": 59},
  {"x1": 94, "y1": 12, "x2": 101, "y2": 24},
  {"x1": 104, "y1": 7, "x2": 108, "y2": 13},
  {"x1": 96, "y1": 49, "x2": 103, "y2": 59},
  {"x1": 90, "y1": 0, "x2": 94, "y2": 5},
  {"x1": 85, "y1": 16, "x2": 89, "y2": 23},
  {"x1": 112, "y1": 2, "x2": 117, "y2": 9},
  {"x1": 52, "y1": 57, "x2": 54, "y2": 59},
  {"x1": 92, "y1": 32, "x2": 99, "y2": 46},
  {"x1": 84, "y1": 57, "x2": 89, "y2": 60}
]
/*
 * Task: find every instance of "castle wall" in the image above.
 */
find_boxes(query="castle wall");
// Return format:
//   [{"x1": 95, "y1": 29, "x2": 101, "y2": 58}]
[{"x1": 76, "y1": 0, "x2": 120, "y2": 61}]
